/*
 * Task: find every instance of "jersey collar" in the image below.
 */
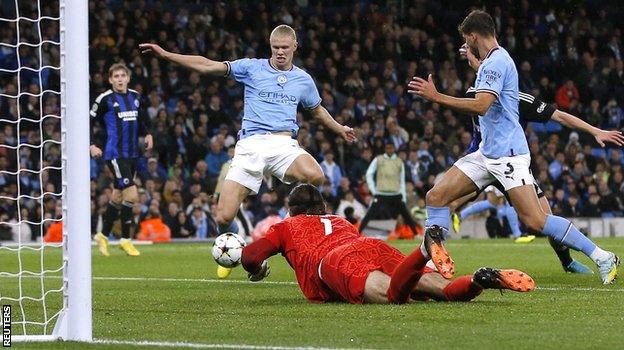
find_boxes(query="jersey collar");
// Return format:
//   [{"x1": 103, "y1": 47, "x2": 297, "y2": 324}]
[
  {"x1": 484, "y1": 46, "x2": 500, "y2": 60},
  {"x1": 112, "y1": 88, "x2": 129, "y2": 95},
  {"x1": 267, "y1": 59, "x2": 294, "y2": 72}
]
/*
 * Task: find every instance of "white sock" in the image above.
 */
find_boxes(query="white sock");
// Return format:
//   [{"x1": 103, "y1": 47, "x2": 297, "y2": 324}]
[{"x1": 589, "y1": 247, "x2": 611, "y2": 264}]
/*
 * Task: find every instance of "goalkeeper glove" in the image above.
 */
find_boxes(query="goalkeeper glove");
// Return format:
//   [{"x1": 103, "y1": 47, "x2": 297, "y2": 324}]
[{"x1": 248, "y1": 260, "x2": 271, "y2": 282}]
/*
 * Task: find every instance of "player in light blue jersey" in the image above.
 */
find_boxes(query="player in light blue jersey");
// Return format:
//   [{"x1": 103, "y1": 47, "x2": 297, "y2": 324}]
[
  {"x1": 409, "y1": 10, "x2": 619, "y2": 284},
  {"x1": 140, "y1": 25, "x2": 356, "y2": 278}
]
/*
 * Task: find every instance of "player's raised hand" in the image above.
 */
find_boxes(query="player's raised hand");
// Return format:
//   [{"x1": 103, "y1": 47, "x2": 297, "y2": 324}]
[
  {"x1": 89, "y1": 145, "x2": 102, "y2": 158},
  {"x1": 339, "y1": 125, "x2": 357, "y2": 143},
  {"x1": 248, "y1": 260, "x2": 271, "y2": 282},
  {"x1": 460, "y1": 44, "x2": 481, "y2": 71},
  {"x1": 144, "y1": 134, "x2": 154, "y2": 152},
  {"x1": 407, "y1": 74, "x2": 439, "y2": 101},
  {"x1": 139, "y1": 43, "x2": 168, "y2": 58},
  {"x1": 594, "y1": 129, "x2": 624, "y2": 147}
]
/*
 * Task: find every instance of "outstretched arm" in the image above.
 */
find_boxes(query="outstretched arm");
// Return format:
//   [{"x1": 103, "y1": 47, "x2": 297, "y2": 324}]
[
  {"x1": 241, "y1": 238, "x2": 276, "y2": 281},
  {"x1": 309, "y1": 105, "x2": 357, "y2": 143},
  {"x1": 408, "y1": 74, "x2": 496, "y2": 115},
  {"x1": 551, "y1": 110, "x2": 624, "y2": 147},
  {"x1": 241, "y1": 224, "x2": 283, "y2": 281},
  {"x1": 139, "y1": 43, "x2": 228, "y2": 76}
]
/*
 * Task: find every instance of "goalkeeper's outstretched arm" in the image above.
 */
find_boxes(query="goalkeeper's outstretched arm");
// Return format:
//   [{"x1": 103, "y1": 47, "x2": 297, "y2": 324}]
[
  {"x1": 139, "y1": 43, "x2": 228, "y2": 77},
  {"x1": 241, "y1": 238, "x2": 277, "y2": 275}
]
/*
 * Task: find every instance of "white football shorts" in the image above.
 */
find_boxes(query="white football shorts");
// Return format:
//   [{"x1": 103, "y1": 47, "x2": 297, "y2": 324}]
[
  {"x1": 225, "y1": 134, "x2": 309, "y2": 194},
  {"x1": 454, "y1": 149, "x2": 532, "y2": 192}
]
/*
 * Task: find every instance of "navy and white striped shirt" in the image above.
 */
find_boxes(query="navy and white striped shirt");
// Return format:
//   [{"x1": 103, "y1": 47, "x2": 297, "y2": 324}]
[{"x1": 90, "y1": 89, "x2": 150, "y2": 160}]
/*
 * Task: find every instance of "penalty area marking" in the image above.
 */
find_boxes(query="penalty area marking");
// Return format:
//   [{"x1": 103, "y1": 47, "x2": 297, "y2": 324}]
[{"x1": 93, "y1": 338, "x2": 375, "y2": 350}]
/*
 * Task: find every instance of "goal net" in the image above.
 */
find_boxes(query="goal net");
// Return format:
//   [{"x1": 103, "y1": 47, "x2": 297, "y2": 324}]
[{"x1": 0, "y1": 0, "x2": 91, "y2": 342}]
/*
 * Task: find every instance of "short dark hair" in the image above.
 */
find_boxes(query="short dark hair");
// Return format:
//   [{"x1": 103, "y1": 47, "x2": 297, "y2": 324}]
[
  {"x1": 287, "y1": 183, "x2": 326, "y2": 216},
  {"x1": 458, "y1": 10, "x2": 496, "y2": 37}
]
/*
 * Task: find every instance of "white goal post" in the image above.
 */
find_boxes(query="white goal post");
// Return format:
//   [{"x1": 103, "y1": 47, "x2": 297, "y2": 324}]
[
  {"x1": 1, "y1": 0, "x2": 92, "y2": 343},
  {"x1": 58, "y1": 0, "x2": 92, "y2": 341}
]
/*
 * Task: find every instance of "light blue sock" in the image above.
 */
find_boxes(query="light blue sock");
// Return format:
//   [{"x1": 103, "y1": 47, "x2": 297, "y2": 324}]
[
  {"x1": 426, "y1": 206, "x2": 450, "y2": 232},
  {"x1": 218, "y1": 221, "x2": 239, "y2": 234},
  {"x1": 542, "y1": 215, "x2": 596, "y2": 257},
  {"x1": 504, "y1": 204, "x2": 522, "y2": 238},
  {"x1": 460, "y1": 200, "x2": 495, "y2": 220},
  {"x1": 496, "y1": 204, "x2": 505, "y2": 221}
]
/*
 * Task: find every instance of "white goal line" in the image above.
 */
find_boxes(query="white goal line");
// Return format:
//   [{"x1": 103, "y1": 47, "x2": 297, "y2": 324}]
[
  {"x1": 93, "y1": 338, "x2": 375, "y2": 350},
  {"x1": 11, "y1": 337, "x2": 376, "y2": 350}
]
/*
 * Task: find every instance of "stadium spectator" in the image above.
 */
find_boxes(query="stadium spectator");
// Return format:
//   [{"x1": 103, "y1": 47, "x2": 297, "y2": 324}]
[
  {"x1": 163, "y1": 202, "x2": 181, "y2": 231},
  {"x1": 555, "y1": 80, "x2": 580, "y2": 111},
  {"x1": 205, "y1": 138, "x2": 229, "y2": 191},
  {"x1": 141, "y1": 157, "x2": 168, "y2": 184},
  {"x1": 190, "y1": 206, "x2": 211, "y2": 239},
  {"x1": 335, "y1": 190, "x2": 367, "y2": 222},
  {"x1": 170, "y1": 211, "x2": 196, "y2": 238},
  {"x1": 320, "y1": 151, "x2": 342, "y2": 197},
  {"x1": 137, "y1": 200, "x2": 172, "y2": 242}
]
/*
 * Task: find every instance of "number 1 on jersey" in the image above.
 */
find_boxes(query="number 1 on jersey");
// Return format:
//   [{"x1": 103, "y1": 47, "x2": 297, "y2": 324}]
[{"x1": 320, "y1": 217, "x2": 333, "y2": 235}]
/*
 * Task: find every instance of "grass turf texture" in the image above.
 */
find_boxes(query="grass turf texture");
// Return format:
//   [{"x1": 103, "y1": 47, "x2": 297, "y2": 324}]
[{"x1": 2, "y1": 238, "x2": 624, "y2": 350}]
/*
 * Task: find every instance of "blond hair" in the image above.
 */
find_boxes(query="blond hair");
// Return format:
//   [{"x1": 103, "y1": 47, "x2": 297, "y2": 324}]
[
  {"x1": 108, "y1": 63, "x2": 130, "y2": 77},
  {"x1": 270, "y1": 24, "x2": 297, "y2": 41}
]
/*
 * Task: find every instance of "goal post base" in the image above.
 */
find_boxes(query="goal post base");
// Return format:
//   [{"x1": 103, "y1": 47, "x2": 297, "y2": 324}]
[
  {"x1": 51, "y1": 308, "x2": 68, "y2": 340},
  {"x1": 11, "y1": 308, "x2": 68, "y2": 342},
  {"x1": 11, "y1": 335, "x2": 62, "y2": 342}
]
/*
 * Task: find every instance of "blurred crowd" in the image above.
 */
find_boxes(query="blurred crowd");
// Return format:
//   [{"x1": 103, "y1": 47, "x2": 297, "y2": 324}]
[{"x1": 1, "y1": 0, "x2": 624, "y2": 241}]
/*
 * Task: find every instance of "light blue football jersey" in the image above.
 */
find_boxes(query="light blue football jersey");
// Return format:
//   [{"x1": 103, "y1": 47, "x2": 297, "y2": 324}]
[
  {"x1": 226, "y1": 58, "x2": 322, "y2": 137},
  {"x1": 474, "y1": 46, "x2": 529, "y2": 158}
]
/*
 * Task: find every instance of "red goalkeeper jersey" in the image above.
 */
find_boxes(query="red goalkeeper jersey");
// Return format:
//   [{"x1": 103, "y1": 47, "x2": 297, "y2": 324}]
[{"x1": 241, "y1": 214, "x2": 361, "y2": 302}]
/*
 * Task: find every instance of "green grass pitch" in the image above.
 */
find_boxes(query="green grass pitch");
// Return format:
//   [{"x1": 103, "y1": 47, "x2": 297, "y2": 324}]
[{"x1": 1, "y1": 238, "x2": 623, "y2": 349}]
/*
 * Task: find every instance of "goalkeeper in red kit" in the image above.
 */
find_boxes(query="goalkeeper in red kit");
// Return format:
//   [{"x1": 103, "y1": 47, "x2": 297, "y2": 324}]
[{"x1": 242, "y1": 184, "x2": 535, "y2": 304}]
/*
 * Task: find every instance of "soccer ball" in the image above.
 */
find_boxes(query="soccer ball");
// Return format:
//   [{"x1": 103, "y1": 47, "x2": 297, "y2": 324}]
[{"x1": 212, "y1": 233, "x2": 246, "y2": 268}]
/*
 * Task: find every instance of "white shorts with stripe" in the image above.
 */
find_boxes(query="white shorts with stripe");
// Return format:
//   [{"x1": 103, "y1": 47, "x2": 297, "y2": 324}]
[{"x1": 454, "y1": 149, "x2": 533, "y2": 192}]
